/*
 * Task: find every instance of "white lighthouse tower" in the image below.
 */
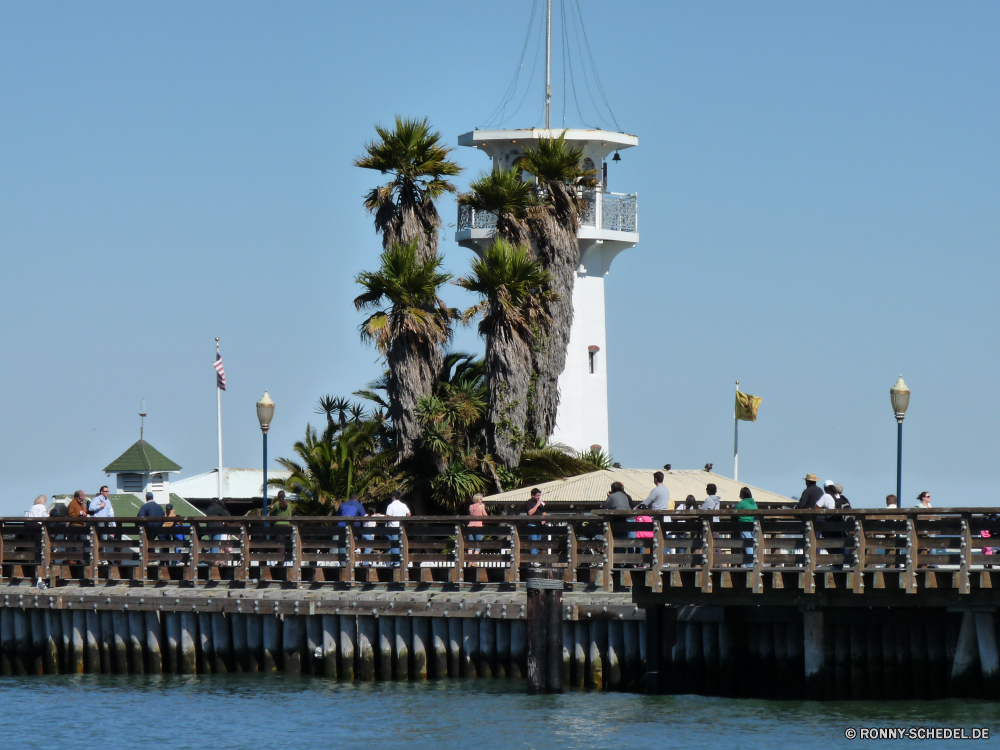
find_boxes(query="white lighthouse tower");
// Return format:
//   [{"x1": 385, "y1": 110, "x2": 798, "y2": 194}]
[{"x1": 455, "y1": 4, "x2": 638, "y2": 455}]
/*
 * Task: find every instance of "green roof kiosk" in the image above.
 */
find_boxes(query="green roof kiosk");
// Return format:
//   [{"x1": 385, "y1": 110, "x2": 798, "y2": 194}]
[{"x1": 104, "y1": 439, "x2": 182, "y2": 505}]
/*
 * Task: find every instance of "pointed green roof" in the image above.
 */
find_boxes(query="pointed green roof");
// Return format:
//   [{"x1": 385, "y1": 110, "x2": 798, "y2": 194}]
[{"x1": 104, "y1": 439, "x2": 181, "y2": 473}]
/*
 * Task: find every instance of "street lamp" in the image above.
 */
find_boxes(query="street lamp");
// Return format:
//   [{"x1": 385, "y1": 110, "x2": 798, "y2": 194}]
[
  {"x1": 890, "y1": 376, "x2": 910, "y2": 504},
  {"x1": 257, "y1": 391, "x2": 274, "y2": 516}
]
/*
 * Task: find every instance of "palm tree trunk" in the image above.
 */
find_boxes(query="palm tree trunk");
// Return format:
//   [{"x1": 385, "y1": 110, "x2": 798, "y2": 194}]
[
  {"x1": 525, "y1": 181, "x2": 579, "y2": 442},
  {"x1": 387, "y1": 333, "x2": 443, "y2": 459},
  {"x1": 382, "y1": 195, "x2": 441, "y2": 263},
  {"x1": 485, "y1": 328, "x2": 532, "y2": 469}
]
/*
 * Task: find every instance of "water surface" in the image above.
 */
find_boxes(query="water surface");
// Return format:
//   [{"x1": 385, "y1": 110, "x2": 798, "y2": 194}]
[{"x1": 0, "y1": 675, "x2": 996, "y2": 749}]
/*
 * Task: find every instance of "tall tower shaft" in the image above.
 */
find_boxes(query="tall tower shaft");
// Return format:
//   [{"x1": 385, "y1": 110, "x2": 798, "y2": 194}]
[{"x1": 455, "y1": 128, "x2": 638, "y2": 454}]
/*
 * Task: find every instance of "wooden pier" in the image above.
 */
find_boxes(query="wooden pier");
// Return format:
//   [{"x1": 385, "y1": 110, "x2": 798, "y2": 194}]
[{"x1": 0, "y1": 509, "x2": 997, "y2": 698}]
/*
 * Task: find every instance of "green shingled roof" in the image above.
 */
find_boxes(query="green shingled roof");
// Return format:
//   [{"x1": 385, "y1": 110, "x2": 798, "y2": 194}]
[{"x1": 103, "y1": 440, "x2": 181, "y2": 473}]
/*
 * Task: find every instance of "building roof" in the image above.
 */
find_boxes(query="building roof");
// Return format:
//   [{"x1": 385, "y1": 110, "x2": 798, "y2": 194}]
[
  {"x1": 170, "y1": 468, "x2": 291, "y2": 500},
  {"x1": 103, "y1": 440, "x2": 181, "y2": 473},
  {"x1": 485, "y1": 469, "x2": 793, "y2": 509}
]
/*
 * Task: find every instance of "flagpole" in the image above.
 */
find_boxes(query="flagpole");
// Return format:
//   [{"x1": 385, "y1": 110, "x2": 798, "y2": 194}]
[
  {"x1": 216, "y1": 338, "x2": 223, "y2": 502},
  {"x1": 734, "y1": 381, "x2": 739, "y2": 482}
]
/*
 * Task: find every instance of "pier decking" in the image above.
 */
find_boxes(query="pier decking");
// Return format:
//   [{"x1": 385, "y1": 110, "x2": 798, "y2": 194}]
[{"x1": 0, "y1": 510, "x2": 997, "y2": 698}]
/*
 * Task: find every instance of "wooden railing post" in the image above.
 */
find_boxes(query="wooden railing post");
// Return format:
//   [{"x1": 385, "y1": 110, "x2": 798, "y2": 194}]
[
  {"x1": 700, "y1": 518, "x2": 714, "y2": 593},
  {"x1": 564, "y1": 523, "x2": 578, "y2": 584},
  {"x1": 650, "y1": 518, "x2": 664, "y2": 593},
  {"x1": 958, "y1": 515, "x2": 972, "y2": 595},
  {"x1": 803, "y1": 517, "x2": 816, "y2": 593},
  {"x1": 39, "y1": 523, "x2": 50, "y2": 583},
  {"x1": 603, "y1": 520, "x2": 614, "y2": 592},
  {"x1": 751, "y1": 517, "x2": 763, "y2": 594},
  {"x1": 509, "y1": 523, "x2": 521, "y2": 584},
  {"x1": 238, "y1": 523, "x2": 249, "y2": 582},
  {"x1": 904, "y1": 517, "x2": 917, "y2": 594},
  {"x1": 454, "y1": 523, "x2": 466, "y2": 584},
  {"x1": 345, "y1": 525, "x2": 356, "y2": 584},
  {"x1": 398, "y1": 523, "x2": 409, "y2": 584},
  {"x1": 136, "y1": 524, "x2": 148, "y2": 583},
  {"x1": 189, "y1": 522, "x2": 200, "y2": 583},
  {"x1": 852, "y1": 518, "x2": 865, "y2": 594},
  {"x1": 291, "y1": 522, "x2": 302, "y2": 583},
  {"x1": 88, "y1": 522, "x2": 99, "y2": 583}
]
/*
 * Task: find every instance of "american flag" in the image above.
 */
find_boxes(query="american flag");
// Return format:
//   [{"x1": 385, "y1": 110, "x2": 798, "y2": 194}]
[{"x1": 214, "y1": 353, "x2": 226, "y2": 391}]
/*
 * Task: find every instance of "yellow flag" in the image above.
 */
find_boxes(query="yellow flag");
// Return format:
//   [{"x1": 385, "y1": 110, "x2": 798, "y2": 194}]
[{"x1": 736, "y1": 391, "x2": 761, "y2": 422}]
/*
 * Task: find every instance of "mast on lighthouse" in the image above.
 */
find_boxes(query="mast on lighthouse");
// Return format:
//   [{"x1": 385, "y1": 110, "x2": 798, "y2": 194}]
[{"x1": 456, "y1": 2, "x2": 638, "y2": 455}]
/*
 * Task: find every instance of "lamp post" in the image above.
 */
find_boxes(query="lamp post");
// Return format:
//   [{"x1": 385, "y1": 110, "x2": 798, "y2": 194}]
[
  {"x1": 257, "y1": 391, "x2": 274, "y2": 516},
  {"x1": 890, "y1": 376, "x2": 910, "y2": 504}
]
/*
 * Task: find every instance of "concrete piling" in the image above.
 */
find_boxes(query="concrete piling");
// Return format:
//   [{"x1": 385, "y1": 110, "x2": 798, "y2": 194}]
[
  {"x1": 339, "y1": 615, "x2": 356, "y2": 681},
  {"x1": 99, "y1": 610, "x2": 113, "y2": 674},
  {"x1": 588, "y1": 620, "x2": 605, "y2": 690},
  {"x1": 975, "y1": 612, "x2": 999, "y2": 698},
  {"x1": 262, "y1": 615, "x2": 280, "y2": 673},
  {"x1": 461, "y1": 618, "x2": 478, "y2": 678},
  {"x1": 496, "y1": 619, "x2": 510, "y2": 679},
  {"x1": 211, "y1": 612, "x2": 230, "y2": 674},
  {"x1": 321, "y1": 615, "x2": 338, "y2": 679},
  {"x1": 357, "y1": 616, "x2": 376, "y2": 681},
  {"x1": 127, "y1": 612, "x2": 145, "y2": 675},
  {"x1": 246, "y1": 613, "x2": 262, "y2": 673},
  {"x1": 30, "y1": 609, "x2": 45, "y2": 675},
  {"x1": 606, "y1": 620, "x2": 623, "y2": 690},
  {"x1": 13, "y1": 609, "x2": 30, "y2": 675},
  {"x1": 180, "y1": 612, "x2": 198, "y2": 674},
  {"x1": 84, "y1": 610, "x2": 100, "y2": 674},
  {"x1": 306, "y1": 615, "x2": 323, "y2": 677},
  {"x1": 411, "y1": 616, "x2": 429, "y2": 680},
  {"x1": 197, "y1": 612, "x2": 213, "y2": 675},
  {"x1": 70, "y1": 610, "x2": 85, "y2": 674},
  {"x1": 0, "y1": 608, "x2": 12, "y2": 675},
  {"x1": 447, "y1": 619, "x2": 461, "y2": 678},
  {"x1": 431, "y1": 618, "x2": 448, "y2": 679},
  {"x1": 378, "y1": 616, "x2": 394, "y2": 679},
  {"x1": 43, "y1": 610, "x2": 60, "y2": 675},
  {"x1": 111, "y1": 610, "x2": 129, "y2": 674},
  {"x1": 165, "y1": 612, "x2": 181, "y2": 674},
  {"x1": 282, "y1": 615, "x2": 302, "y2": 675},
  {"x1": 230, "y1": 613, "x2": 247, "y2": 673},
  {"x1": 395, "y1": 617, "x2": 411, "y2": 681},
  {"x1": 146, "y1": 611, "x2": 162, "y2": 675},
  {"x1": 510, "y1": 620, "x2": 526, "y2": 679}
]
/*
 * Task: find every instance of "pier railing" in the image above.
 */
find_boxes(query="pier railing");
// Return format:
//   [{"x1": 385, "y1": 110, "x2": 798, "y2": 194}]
[{"x1": 1, "y1": 509, "x2": 997, "y2": 592}]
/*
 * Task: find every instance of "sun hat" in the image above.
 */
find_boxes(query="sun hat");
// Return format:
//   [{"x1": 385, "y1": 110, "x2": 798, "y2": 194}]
[{"x1": 804, "y1": 473, "x2": 818, "y2": 482}]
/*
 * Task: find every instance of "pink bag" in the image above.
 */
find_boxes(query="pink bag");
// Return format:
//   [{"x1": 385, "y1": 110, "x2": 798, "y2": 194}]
[{"x1": 635, "y1": 516, "x2": 654, "y2": 539}]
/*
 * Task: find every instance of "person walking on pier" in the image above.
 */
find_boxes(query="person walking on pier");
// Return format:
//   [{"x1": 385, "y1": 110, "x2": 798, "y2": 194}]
[
  {"x1": 385, "y1": 491, "x2": 410, "y2": 564},
  {"x1": 834, "y1": 484, "x2": 851, "y2": 510},
  {"x1": 794, "y1": 474, "x2": 824, "y2": 510},
  {"x1": 67, "y1": 490, "x2": 89, "y2": 519},
  {"x1": 640, "y1": 472, "x2": 670, "y2": 511},
  {"x1": 916, "y1": 491, "x2": 932, "y2": 509},
  {"x1": 886, "y1": 494, "x2": 898, "y2": 508},
  {"x1": 27, "y1": 495, "x2": 48, "y2": 517},
  {"x1": 468, "y1": 492, "x2": 487, "y2": 553},
  {"x1": 88, "y1": 486, "x2": 113, "y2": 519},
  {"x1": 525, "y1": 488, "x2": 545, "y2": 559},
  {"x1": 735, "y1": 487, "x2": 757, "y2": 565},
  {"x1": 138, "y1": 492, "x2": 165, "y2": 538}
]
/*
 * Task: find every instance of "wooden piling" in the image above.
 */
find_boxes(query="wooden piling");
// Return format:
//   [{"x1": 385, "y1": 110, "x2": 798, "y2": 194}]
[
  {"x1": 588, "y1": 620, "x2": 606, "y2": 690},
  {"x1": 909, "y1": 620, "x2": 928, "y2": 699},
  {"x1": 145, "y1": 611, "x2": 162, "y2": 675},
  {"x1": 975, "y1": 612, "x2": 999, "y2": 698},
  {"x1": 43, "y1": 610, "x2": 60, "y2": 675},
  {"x1": 60, "y1": 610, "x2": 71, "y2": 674},
  {"x1": 230, "y1": 613, "x2": 247, "y2": 673},
  {"x1": 127, "y1": 611, "x2": 145, "y2": 675},
  {"x1": 606, "y1": 620, "x2": 623, "y2": 690},
  {"x1": 179, "y1": 612, "x2": 198, "y2": 674},
  {"x1": 211, "y1": 612, "x2": 230, "y2": 673},
  {"x1": 430, "y1": 618, "x2": 448, "y2": 679},
  {"x1": 99, "y1": 610, "x2": 113, "y2": 674},
  {"x1": 165, "y1": 612, "x2": 181, "y2": 674},
  {"x1": 0, "y1": 608, "x2": 12, "y2": 675},
  {"x1": 111, "y1": 610, "x2": 129, "y2": 673},
  {"x1": 461, "y1": 618, "x2": 478, "y2": 678},
  {"x1": 671, "y1": 616, "x2": 686, "y2": 691},
  {"x1": 13, "y1": 608, "x2": 30, "y2": 675},
  {"x1": 447, "y1": 618, "x2": 461, "y2": 678},
  {"x1": 772, "y1": 622, "x2": 788, "y2": 698},
  {"x1": 759, "y1": 622, "x2": 775, "y2": 698},
  {"x1": 480, "y1": 619, "x2": 496, "y2": 679},
  {"x1": 849, "y1": 623, "x2": 865, "y2": 700},
  {"x1": 30, "y1": 609, "x2": 45, "y2": 675},
  {"x1": 246, "y1": 613, "x2": 262, "y2": 673},
  {"x1": 411, "y1": 616, "x2": 429, "y2": 680},
  {"x1": 510, "y1": 620, "x2": 526, "y2": 678},
  {"x1": 881, "y1": 623, "x2": 898, "y2": 699},
  {"x1": 262, "y1": 615, "x2": 280, "y2": 673},
  {"x1": 395, "y1": 617, "x2": 411, "y2": 681},
  {"x1": 686, "y1": 621, "x2": 704, "y2": 694},
  {"x1": 803, "y1": 610, "x2": 824, "y2": 700},
  {"x1": 306, "y1": 615, "x2": 323, "y2": 676},
  {"x1": 321, "y1": 615, "x2": 338, "y2": 679},
  {"x1": 197, "y1": 612, "x2": 213, "y2": 675},
  {"x1": 702, "y1": 621, "x2": 719, "y2": 695},
  {"x1": 356, "y1": 616, "x2": 376, "y2": 681},
  {"x1": 559, "y1": 621, "x2": 570, "y2": 686},
  {"x1": 866, "y1": 623, "x2": 883, "y2": 700},
  {"x1": 70, "y1": 610, "x2": 84, "y2": 674},
  {"x1": 378, "y1": 616, "x2": 394, "y2": 679},
  {"x1": 282, "y1": 615, "x2": 303, "y2": 675},
  {"x1": 787, "y1": 619, "x2": 804, "y2": 697},
  {"x1": 895, "y1": 620, "x2": 911, "y2": 699},
  {"x1": 719, "y1": 621, "x2": 736, "y2": 696},
  {"x1": 573, "y1": 620, "x2": 587, "y2": 689},
  {"x1": 834, "y1": 623, "x2": 849, "y2": 700},
  {"x1": 339, "y1": 615, "x2": 356, "y2": 681},
  {"x1": 623, "y1": 621, "x2": 640, "y2": 692},
  {"x1": 84, "y1": 610, "x2": 100, "y2": 674},
  {"x1": 926, "y1": 620, "x2": 945, "y2": 699},
  {"x1": 495, "y1": 619, "x2": 510, "y2": 679}
]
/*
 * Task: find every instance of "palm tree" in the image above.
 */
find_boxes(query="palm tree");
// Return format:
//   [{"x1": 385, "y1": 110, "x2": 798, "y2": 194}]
[
  {"x1": 518, "y1": 132, "x2": 597, "y2": 442},
  {"x1": 355, "y1": 241, "x2": 457, "y2": 458},
  {"x1": 272, "y1": 420, "x2": 404, "y2": 515},
  {"x1": 456, "y1": 239, "x2": 555, "y2": 469},
  {"x1": 354, "y1": 116, "x2": 462, "y2": 262},
  {"x1": 458, "y1": 167, "x2": 543, "y2": 245}
]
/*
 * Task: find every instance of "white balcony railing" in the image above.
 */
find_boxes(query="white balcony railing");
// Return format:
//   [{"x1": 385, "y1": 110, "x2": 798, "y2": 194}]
[{"x1": 457, "y1": 188, "x2": 637, "y2": 235}]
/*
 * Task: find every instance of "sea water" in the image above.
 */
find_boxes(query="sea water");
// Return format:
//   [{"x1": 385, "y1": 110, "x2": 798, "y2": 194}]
[{"x1": 0, "y1": 675, "x2": 997, "y2": 749}]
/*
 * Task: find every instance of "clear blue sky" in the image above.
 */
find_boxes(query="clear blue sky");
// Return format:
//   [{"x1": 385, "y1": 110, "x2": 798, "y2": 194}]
[{"x1": 1, "y1": 1, "x2": 997, "y2": 513}]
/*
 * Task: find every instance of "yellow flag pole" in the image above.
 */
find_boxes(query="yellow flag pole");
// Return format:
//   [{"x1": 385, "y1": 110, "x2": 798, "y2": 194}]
[{"x1": 734, "y1": 381, "x2": 739, "y2": 482}]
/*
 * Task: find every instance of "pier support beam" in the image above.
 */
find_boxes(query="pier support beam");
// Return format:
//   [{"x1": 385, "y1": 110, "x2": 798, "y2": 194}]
[
  {"x1": 13, "y1": 609, "x2": 30, "y2": 676},
  {"x1": 212, "y1": 612, "x2": 230, "y2": 674},
  {"x1": 378, "y1": 616, "x2": 394, "y2": 679},
  {"x1": 262, "y1": 615, "x2": 280, "y2": 673},
  {"x1": 197, "y1": 612, "x2": 213, "y2": 675},
  {"x1": 573, "y1": 621, "x2": 587, "y2": 689},
  {"x1": 340, "y1": 616, "x2": 356, "y2": 681},
  {"x1": 30, "y1": 609, "x2": 45, "y2": 675},
  {"x1": 526, "y1": 578, "x2": 563, "y2": 694},
  {"x1": 606, "y1": 620, "x2": 623, "y2": 690},
  {"x1": 43, "y1": 610, "x2": 60, "y2": 675},
  {"x1": 179, "y1": 612, "x2": 197, "y2": 674},
  {"x1": 395, "y1": 617, "x2": 411, "y2": 681},
  {"x1": 321, "y1": 615, "x2": 338, "y2": 679},
  {"x1": 70, "y1": 610, "x2": 84, "y2": 674},
  {"x1": 246, "y1": 613, "x2": 262, "y2": 673},
  {"x1": 447, "y1": 619, "x2": 461, "y2": 678},
  {"x1": 588, "y1": 620, "x2": 606, "y2": 690},
  {"x1": 461, "y1": 618, "x2": 478, "y2": 678},
  {"x1": 127, "y1": 612, "x2": 145, "y2": 675},
  {"x1": 430, "y1": 618, "x2": 447, "y2": 679},
  {"x1": 412, "y1": 616, "x2": 429, "y2": 680},
  {"x1": 99, "y1": 610, "x2": 113, "y2": 674},
  {"x1": 0, "y1": 608, "x2": 12, "y2": 675},
  {"x1": 357, "y1": 616, "x2": 376, "y2": 681},
  {"x1": 146, "y1": 611, "x2": 162, "y2": 675},
  {"x1": 83, "y1": 610, "x2": 100, "y2": 674},
  {"x1": 165, "y1": 612, "x2": 181, "y2": 674},
  {"x1": 230, "y1": 613, "x2": 247, "y2": 673},
  {"x1": 283, "y1": 615, "x2": 303, "y2": 675},
  {"x1": 510, "y1": 620, "x2": 526, "y2": 679},
  {"x1": 481, "y1": 619, "x2": 496, "y2": 679},
  {"x1": 975, "y1": 612, "x2": 999, "y2": 698},
  {"x1": 306, "y1": 615, "x2": 323, "y2": 676},
  {"x1": 803, "y1": 610, "x2": 825, "y2": 700},
  {"x1": 623, "y1": 621, "x2": 640, "y2": 691}
]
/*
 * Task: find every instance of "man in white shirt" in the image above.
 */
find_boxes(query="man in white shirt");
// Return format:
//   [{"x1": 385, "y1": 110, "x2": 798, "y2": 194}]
[{"x1": 385, "y1": 491, "x2": 410, "y2": 565}]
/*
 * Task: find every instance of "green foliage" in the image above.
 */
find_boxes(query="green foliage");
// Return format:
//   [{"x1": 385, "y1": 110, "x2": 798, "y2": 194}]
[
  {"x1": 519, "y1": 132, "x2": 598, "y2": 186},
  {"x1": 578, "y1": 447, "x2": 614, "y2": 471},
  {"x1": 518, "y1": 441, "x2": 596, "y2": 486}
]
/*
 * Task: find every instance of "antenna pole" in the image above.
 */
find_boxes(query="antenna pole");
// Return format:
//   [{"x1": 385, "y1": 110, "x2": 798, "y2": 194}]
[
  {"x1": 216, "y1": 338, "x2": 223, "y2": 502},
  {"x1": 544, "y1": 0, "x2": 551, "y2": 129},
  {"x1": 734, "y1": 381, "x2": 740, "y2": 482}
]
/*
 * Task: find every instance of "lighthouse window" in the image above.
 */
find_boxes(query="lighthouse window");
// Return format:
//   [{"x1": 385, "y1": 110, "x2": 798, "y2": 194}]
[
  {"x1": 588, "y1": 349, "x2": 598, "y2": 374},
  {"x1": 120, "y1": 473, "x2": 143, "y2": 493}
]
